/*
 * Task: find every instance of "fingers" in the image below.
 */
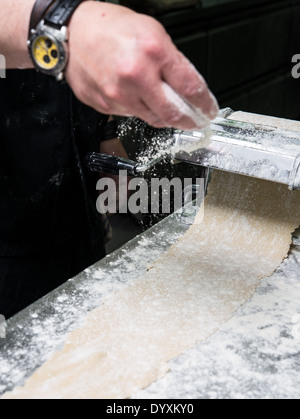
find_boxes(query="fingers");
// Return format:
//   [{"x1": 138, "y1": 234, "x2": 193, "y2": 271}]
[
  {"x1": 72, "y1": 70, "x2": 216, "y2": 131},
  {"x1": 161, "y1": 49, "x2": 219, "y2": 124},
  {"x1": 84, "y1": 75, "x2": 168, "y2": 128},
  {"x1": 139, "y1": 80, "x2": 209, "y2": 130},
  {"x1": 125, "y1": 50, "x2": 219, "y2": 130}
]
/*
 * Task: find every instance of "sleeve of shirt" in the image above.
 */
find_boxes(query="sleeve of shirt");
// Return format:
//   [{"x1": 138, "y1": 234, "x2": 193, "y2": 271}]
[{"x1": 101, "y1": 119, "x2": 118, "y2": 142}]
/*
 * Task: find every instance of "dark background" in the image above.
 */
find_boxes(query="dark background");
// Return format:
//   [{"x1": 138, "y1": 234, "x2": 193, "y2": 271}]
[
  {"x1": 117, "y1": 0, "x2": 300, "y2": 119},
  {"x1": 159, "y1": 0, "x2": 300, "y2": 120}
]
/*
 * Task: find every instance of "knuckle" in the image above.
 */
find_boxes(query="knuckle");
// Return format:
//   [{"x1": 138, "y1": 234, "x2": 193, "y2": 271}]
[
  {"x1": 142, "y1": 37, "x2": 163, "y2": 59},
  {"x1": 139, "y1": 18, "x2": 165, "y2": 59},
  {"x1": 119, "y1": 61, "x2": 141, "y2": 82},
  {"x1": 145, "y1": 114, "x2": 163, "y2": 127},
  {"x1": 167, "y1": 112, "x2": 182, "y2": 125},
  {"x1": 161, "y1": 107, "x2": 182, "y2": 125},
  {"x1": 183, "y1": 80, "x2": 204, "y2": 97},
  {"x1": 104, "y1": 84, "x2": 121, "y2": 102},
  {"x1": 181, "y1": 81, "x2": 204, "y2": 100}
]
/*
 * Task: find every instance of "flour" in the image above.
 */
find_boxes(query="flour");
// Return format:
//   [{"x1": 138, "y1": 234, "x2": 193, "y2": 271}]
[
  {"x1": 134, "y1": 252, "x2": 300, "y2": 399},
  {"x1": 3, "y1": 170, "x2": 300, "y2": 399},
  {"x1": 162, "y1": 83, "x2": 211, "y2": 129}
]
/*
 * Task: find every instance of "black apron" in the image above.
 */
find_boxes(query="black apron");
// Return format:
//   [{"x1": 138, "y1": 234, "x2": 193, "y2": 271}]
[{"x1": 0, "y1": 70, "x2": 107, "y2": 318}]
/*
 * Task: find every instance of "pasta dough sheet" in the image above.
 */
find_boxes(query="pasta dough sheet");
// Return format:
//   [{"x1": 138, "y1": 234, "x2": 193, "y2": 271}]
[{"x1": 3, "y1": 170, "x2": 300, "y2": 399}]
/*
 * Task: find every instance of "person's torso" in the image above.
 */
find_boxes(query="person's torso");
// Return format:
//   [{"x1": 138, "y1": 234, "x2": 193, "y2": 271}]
[{"x1": 0, "y1": 70, "x2": 106, "y2": 255}]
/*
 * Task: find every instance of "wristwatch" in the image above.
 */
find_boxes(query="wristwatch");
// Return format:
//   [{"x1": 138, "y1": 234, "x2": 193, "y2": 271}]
[{"x1": 27, "y1": 0, "x2": 87, "y2": 81}]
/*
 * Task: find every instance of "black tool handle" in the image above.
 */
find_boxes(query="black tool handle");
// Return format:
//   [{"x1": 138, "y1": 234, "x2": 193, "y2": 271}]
[{"x1": 85, "y1": 152, "x2": 138, "y2": 177}]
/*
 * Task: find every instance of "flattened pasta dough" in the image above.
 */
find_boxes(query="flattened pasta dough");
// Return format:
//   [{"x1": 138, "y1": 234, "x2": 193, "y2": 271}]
[{"x1": 3, "y1": 170, "x2": 300, "y2": 399}]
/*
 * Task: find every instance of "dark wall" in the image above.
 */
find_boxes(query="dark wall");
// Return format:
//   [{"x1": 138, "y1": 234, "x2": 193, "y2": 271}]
[{"x1": 158, "y1": 0, "x2": 300, "y2": 120}]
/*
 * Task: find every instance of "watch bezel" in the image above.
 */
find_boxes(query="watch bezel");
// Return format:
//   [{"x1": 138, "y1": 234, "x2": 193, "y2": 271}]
[{"x1": 28, "y1": 20, "x2": 69, "y2": 81}]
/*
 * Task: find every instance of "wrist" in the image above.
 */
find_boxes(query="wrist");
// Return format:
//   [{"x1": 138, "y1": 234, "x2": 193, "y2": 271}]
[
  {"x1": 68, "y1": 0, "x2": 101, "y2": 39},
  {"x1": 4, "y1": 0, "x2": 36, "y2": 68},
  {"x1": 28, "y1": 0, "x2": 88, "y2": 81},
  {"x1": 65, "y1": 0, "x2": 103, "y2": 82}
]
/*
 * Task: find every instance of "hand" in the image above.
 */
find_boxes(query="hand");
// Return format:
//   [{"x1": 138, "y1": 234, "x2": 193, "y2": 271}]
[{"x1": 66, "y1": 1, "x2": 219, "y2": 131}]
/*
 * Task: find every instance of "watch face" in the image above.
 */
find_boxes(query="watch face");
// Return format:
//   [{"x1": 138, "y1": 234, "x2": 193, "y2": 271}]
[{"x1": 32, "y1": 35, "x2": 60, "y2": 70}]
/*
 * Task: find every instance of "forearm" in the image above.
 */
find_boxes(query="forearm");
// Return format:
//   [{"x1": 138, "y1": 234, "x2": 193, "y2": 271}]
[{"x1": 0, "y1": 0, "x2": 35, "y2": 68}]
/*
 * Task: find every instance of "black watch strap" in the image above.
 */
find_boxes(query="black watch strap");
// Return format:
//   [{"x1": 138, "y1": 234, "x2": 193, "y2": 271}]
[
  {"x1": 28, "y1": 0, "x2": 57, "y2": 38},
  {"x1": 44, "y1": 0, "x2": 86, "y2": 29}
]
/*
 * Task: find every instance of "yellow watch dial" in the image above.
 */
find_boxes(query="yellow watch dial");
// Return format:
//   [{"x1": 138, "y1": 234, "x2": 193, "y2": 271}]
[{"x1": 32, "y1": 36, "x2": 59, "y2": 70}]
